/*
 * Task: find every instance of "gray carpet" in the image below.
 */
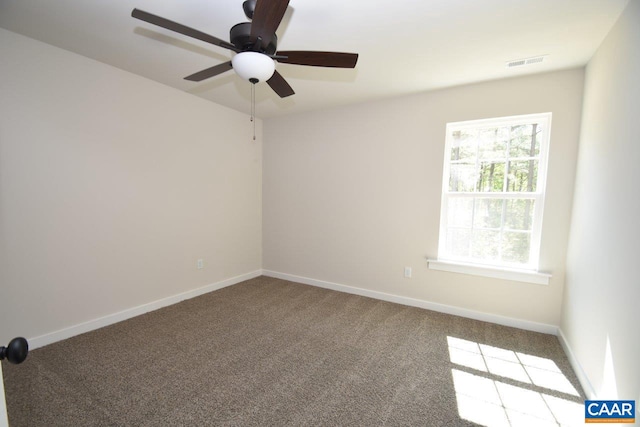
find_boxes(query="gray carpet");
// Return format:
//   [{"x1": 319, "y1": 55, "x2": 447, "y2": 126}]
[{"x1": 2, "y1": 276, "x2": 584, "y2": 426}]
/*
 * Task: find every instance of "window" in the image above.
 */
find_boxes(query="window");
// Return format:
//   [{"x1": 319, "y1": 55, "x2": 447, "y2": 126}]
[{"x1": 432, "y1": 113, "x2": 552, "y2": 281}]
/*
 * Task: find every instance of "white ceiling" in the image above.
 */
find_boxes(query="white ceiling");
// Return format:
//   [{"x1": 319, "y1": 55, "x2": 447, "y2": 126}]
[{"x1": 0, "y1": 0, "x2": 629, "y2": 118}]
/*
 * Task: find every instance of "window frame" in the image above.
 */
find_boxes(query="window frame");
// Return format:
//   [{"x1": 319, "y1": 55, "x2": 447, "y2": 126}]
[{"x1": 434, "y1": 113, "x2": 552, "y2": 281}]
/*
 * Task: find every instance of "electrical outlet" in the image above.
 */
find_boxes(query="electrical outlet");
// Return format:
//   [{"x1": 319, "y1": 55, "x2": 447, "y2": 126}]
[
  {"x1": 197, "y1": 259, "x2": 204, "y2": 270},
  {"x1": 404, "y1": 267, "x2": 412, "y2": 278}
]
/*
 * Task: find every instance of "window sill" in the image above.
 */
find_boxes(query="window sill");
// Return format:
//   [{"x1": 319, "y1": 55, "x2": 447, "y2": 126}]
[{"x1": 427, "y1": 259, "x2": 551, "y2": 285}]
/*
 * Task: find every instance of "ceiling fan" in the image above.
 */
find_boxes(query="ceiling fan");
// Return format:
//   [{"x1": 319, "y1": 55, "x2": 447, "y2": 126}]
[{"x1": 131, "y1": 0, "x2": 359, "y2": 98}]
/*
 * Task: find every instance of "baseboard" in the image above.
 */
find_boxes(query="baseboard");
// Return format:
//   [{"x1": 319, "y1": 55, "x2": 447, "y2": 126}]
[
  {"x1": 557, "y1": 328, "x2": 596, "y2": 399},
  {"x1": 28, "y1": 270, "x2": 262, "y2": 350},
  {"x1": 261, "y1": 270, "x2": 559, "y2": 335}
]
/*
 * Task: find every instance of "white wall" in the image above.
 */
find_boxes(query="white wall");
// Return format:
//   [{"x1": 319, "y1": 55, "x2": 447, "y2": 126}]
[
  {"x1": 561, "y1": 0, "x2": 640, "y2": 403},
  {"x1": 263, "y1": 69, "x2": 584, "y2": 328},
  {"x1": 0, "y1": 28, "x2": 263, "y2": 346}
]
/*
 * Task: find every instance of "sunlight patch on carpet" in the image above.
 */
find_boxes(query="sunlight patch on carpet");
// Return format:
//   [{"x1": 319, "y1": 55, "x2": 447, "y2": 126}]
[{"x1": 448, "y1": 336, "x2": 583, "y2": 426}]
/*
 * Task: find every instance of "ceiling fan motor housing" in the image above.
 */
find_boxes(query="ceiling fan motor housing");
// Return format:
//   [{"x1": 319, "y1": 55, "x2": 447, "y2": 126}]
[{"x1": 230, "y1": 22, "x2": 277, "y2": 55}]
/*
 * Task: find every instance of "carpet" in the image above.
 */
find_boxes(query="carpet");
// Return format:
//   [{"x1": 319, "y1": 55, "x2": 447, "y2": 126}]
[{"x1": 2, "y1": 276, "x2": 584, "y2": 426}]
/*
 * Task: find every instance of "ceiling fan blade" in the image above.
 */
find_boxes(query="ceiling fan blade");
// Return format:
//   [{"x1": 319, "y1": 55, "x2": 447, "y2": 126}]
[
  {"x1": 184, "y1": 61, "x2": 233, "y2": 82},
  {"x1": 276, "y1": 51, "x2": 359, "y2": 68},
  {"x1": 132, "y1": 9, "x2": 239, "y2": 52},
  {"x1": 267, "y1": 70, "x2": 295, "y2": 98},
  {"x1": 250, "y1": 0, "x2": 290, "y2": 51}
]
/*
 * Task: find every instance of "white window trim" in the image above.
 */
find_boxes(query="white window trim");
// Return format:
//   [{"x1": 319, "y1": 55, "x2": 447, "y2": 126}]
[{"x1": 434, "y1": 112, "x2": 552, "y2": 282}]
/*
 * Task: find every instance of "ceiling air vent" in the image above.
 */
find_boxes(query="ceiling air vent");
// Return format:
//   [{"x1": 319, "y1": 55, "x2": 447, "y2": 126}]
[{"x1": 506, "y1": 55, "x2": 547, "y2": 68}]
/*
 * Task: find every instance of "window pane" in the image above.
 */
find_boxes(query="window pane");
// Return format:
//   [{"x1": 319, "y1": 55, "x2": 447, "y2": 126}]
[
  {"x1": 473, "y1": 198, "x2": 504, "y2": 229},
  {"x1": 502, "y1": 232, "x2": 531, "y2": 264},
  {"x1": 478, "y1": 127, "x2": 508, "y2": 159},
  {"x1": 471, "y1": 230, "x2": 500, "y2": 261},
  {"x1": 449, "y1": 163, "x2": 476, "y2": 192},
  {"x1": 450, "y1": 144, "x2": 476, "y2": 162},
  {"x1": 505, "y1": 199, "x2": 535, "y2": 231},
  {"x1": 446, "y1": 228, "x2": 471, "y2": 257},
  {"x1": 507, "y1": 160, "x2": 538, "y2": 192},
  {"x1": 448, "y1": 197, "x2": 474, "y2": 227},
  {"x1": 509, "y1": 124, "x2": 541, "y2": 158},
  {"x1": 477, "y1": 161, "x2": 505, "y2": 192},
  {"x1": 450, "y1": 130, "x2": 477, "y2": 161}
]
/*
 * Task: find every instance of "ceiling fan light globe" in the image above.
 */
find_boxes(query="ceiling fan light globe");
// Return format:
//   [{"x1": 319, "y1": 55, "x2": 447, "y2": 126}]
[{"x1": 232, "y1": 52, "x2": 275, "y2": 83}]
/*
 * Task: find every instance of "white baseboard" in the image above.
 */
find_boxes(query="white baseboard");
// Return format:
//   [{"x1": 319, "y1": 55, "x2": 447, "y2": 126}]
[
  {"x1": 557, "y1": 328, "x2": 596, "y2": 399},
  {"x1": 261, "y1": 270, "x2": 559, "y2": 335},
  {"x1": 28, "y1": 270, "x2": 262, "y2": 350}
]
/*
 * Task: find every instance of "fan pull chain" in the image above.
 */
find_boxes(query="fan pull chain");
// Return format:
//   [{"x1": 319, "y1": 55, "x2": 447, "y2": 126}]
[{"x1": 250, "y1": 82, "x2": 256, "y2": 141}]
